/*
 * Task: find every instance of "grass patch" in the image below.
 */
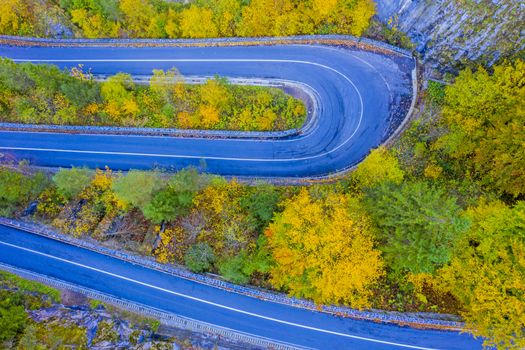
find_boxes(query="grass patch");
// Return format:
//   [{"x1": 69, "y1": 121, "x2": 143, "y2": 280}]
[{"x1": 0, "y1": 271, "x2": 61, "y2": 303}]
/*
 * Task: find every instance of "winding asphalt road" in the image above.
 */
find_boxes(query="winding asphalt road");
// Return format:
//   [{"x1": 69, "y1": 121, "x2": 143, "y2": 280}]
[
  {"x1": 0, "y1": 224, "x2": 482, "y2": 349},
  {"x1": 0, "y1": 41, "x2": 482, "y2": 349},
  {"x1": 0, "y1": 42, "x2": 413, "y2": 178}
]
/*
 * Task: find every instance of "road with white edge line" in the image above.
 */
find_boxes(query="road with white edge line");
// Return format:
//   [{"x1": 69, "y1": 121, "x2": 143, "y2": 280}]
[
  {"x1": 0, "y1": 225, "x2": 482, "y2": 349},
  {"x1": 0, "y1": 39, "x2": 482, "y2": 349},
  {"x1": 1, "y1": 41, "x2": 411, "y2": 178}
]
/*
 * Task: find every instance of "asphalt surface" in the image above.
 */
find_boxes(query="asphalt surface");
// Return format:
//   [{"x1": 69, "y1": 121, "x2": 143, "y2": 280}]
[
  {"x1": 0, "y1": 44, "x2": 414, "y2": 178},
  {"x1": 0, "y1": 225, "x2": 482, "y2": 350}
]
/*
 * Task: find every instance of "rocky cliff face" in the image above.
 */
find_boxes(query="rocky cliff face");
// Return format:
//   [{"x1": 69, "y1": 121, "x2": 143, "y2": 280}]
[{"x1": 376, "y1": 0, "x2": 525, "y2": 70}]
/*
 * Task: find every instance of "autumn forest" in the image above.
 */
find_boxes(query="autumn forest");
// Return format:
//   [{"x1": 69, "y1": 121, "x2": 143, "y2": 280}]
[{"x1": 0, "y1": 1, "x2": 523, "y2": 349}]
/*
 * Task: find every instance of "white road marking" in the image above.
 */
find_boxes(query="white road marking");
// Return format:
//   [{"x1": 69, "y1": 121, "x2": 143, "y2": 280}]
[
  {"x1": 5, "y1": 58, "x2": 364, "y2": 161},
  {"x1": 0, "y1": 239, "x2": 439, "y2": 350}
]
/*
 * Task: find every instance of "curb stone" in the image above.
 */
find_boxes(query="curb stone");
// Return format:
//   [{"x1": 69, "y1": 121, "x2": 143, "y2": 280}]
[{"x1": 0, "y1": 35, "x2": 413, "y2": 58}]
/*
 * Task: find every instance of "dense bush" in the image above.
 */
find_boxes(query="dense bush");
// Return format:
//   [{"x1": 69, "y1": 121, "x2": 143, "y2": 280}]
[
  {"x1": 0, "y1": 59, "x2": 306, "y2": 132},
  {"x1": 0, "y1": 272, "x2": 88, "y2": 349},
  {"x1": 0, "y1": 290, "x2": 28, "y2": 346},
  {"x1": 436, "y1": 60, "x2": 525, "y2": 197},
  {"x1": 112, "y1": 170, "x2": 164, "y2": 210},
  {"x1": 0, "y1": 0, "x2": 376, "y2": 39},
  {"x1": 52, "y1": 167, "x2": 93, "y2": 200},
  {"x1": 143, "y1": 168, "x2": 208, "y2": 224},
  {"x1": 185, "y1": 242, "x2": 215, "y2": 273},
  {"x1": 0, "y1": 166, "x2": 48, "y2": 216}
]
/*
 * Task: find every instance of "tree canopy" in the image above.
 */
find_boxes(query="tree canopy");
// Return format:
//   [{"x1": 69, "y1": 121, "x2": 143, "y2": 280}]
[
  {"x1": 266, "y1": 188, "x2": 384, "y2": 308},
  {"x1": 437, "y1": 60, "x2": 525, "y2": 197},
  {"x1": 112, "y1": 170, "x2": 164, "y2": 211},
  {"x1": 52, "y1": 167, "x2": 93, "y2": 200},
  {"x1": 352, "y1": 146, "x2": 405, "y2": 190},
  {"x1": 439, "y1": 201, "x2": 525, "y2": 349},
  {"x1": 0, "y1": 167, "x2": 48, "y2": 216},
  {"x1": 0, "y1": 0, "x2": 376, "y2": 39},
  {"x1": 364, "y1": 181, "x2": 469, "y2": 275}
]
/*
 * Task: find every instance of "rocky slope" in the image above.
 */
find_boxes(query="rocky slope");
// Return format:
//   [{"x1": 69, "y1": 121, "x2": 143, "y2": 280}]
[{"x1": 376, "y1": 0, "x2": 525, "y2": 70}]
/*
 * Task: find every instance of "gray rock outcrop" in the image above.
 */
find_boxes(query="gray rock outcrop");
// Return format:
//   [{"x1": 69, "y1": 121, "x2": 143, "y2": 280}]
[{"x1": 376, "y1": 0, "x2": 525, "y2": 69}]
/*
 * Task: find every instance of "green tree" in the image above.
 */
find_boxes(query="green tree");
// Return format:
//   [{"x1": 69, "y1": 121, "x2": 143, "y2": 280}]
[
  {"x1": 439, "y1": 201, "x2": 525, "y2": 349},
  {"x1": 0, "y1": 168, "x2": 48, "y2": 216},
  {"x1": 52, "y1": 167, "x2": 93, "y2": 200},
  {"x1": 185, "y1": 242, "x2": 215, "y2": 273},
  {"x1": 59, "y1": 73, "x2": 101, "y2": 110},
  {"x1": 437, "y1": 60, "x2": 525, "y2": 197},
  {"x1": 0, "y1": 291, "x2": 27, "y2": 346},
  {"x1": 241, "y1": 235, "x2": 273, "y2": 277},
  {"x1": 218, "y1": 253, "x2": 250, "y2": 284},
  {"x1": 240, "y1": 184, "x2": 280, "y2": 232},
  {"x1": 142, "y1": 188, "x2": 188, "y2": 224},
  {"x1": 112, "y1": 170, "x2": 164, "y2": 210},
  {"x1": 225, "y1": 235, "x2": 274, "y2": 284},
  {"x1": 364, "y1": 181, "x2": 469, "y2": 275},
  {"x1": 142, "y1": 168, "x2": 206, "y2": 223},
  {"x1": 426, "y1": 80, "x2": 445, "y2": 106}
]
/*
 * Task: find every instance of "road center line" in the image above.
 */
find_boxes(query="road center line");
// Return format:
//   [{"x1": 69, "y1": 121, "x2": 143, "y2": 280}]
[{"x1": 0, "y1": 239, "x2": 438, "y2": 350}]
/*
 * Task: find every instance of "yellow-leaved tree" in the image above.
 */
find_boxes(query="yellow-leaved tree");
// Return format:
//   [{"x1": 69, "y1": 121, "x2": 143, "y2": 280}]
[
  {"x1": 0, "y1": 0, "x2": 33, "y2": 35},
  {"x1": 266, "y1": 188, "x2": 384, "y2": 308},
  {"x1": 352, "y1": 146, "x2": 404, "y2": 190},
  {"x1": 207, "y1": 0, "x2": 241, "y2": 37},
  {"x1": 436, "y1": 60, "x2": 525, "y2": 197},
  {"x1": 180, "y1": 5, "x2": 218, "y2": 39},
  {"x1": 70, "y1": 9, "x2": 120, "y2": 39},
  {"x1": 101, "y1": 73, "x2": 139, "y2": 121},
  {"x1": 120, "y1": 0, "x2": 171, "y2": 38},
  {"x1": 439, "y1": 200, "x2": 525, "y2": 349},
  {"x1": 237, "y1": 0, "x2": 289, "y2": 37}
]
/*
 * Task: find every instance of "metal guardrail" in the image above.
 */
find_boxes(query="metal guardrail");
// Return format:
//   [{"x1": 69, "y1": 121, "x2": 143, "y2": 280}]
[{"x1": 0, "y1": 262, "x2": 306, "y2": 350}]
